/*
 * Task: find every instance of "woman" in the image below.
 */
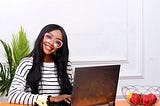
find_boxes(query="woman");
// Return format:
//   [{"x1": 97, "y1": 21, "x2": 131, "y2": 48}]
[{"x1": 7, "y1": 24, "x2": 73, "y2": 106}]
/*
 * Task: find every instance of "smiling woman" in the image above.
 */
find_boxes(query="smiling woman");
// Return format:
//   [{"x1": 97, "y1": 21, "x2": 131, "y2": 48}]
[
  {"x1": 43, "y1": 30, "x2": 63, "y2": 57},
  {"x1": 7, "y1": 24, "x2": 73, "y2": 106}
]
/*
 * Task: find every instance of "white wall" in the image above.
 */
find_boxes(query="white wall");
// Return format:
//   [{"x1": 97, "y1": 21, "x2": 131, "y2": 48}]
[
  {"x1": 143, "y1": 0, "x2": 160, "y2": 84},
  {"x1": 117, "y1": 0, "x2": 160, "y2": 98},
  {"x1": 0, "y1": 0, "x2": 160, "y2": 99}
]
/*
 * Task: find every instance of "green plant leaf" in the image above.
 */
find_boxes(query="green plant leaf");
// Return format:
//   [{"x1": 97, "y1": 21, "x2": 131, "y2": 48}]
[
  {"x1": 0, "y1": 40, "x2": 13, "y2": 69},
  {"x1": 12, "y1": 27, "x2": 30, "y2": 68},
  {"x1": 0, "y1": 26, "x2": 30, "y2": 96},
  {"x1": 0, "y1": 63, "x2": 11, "y2": 96}
]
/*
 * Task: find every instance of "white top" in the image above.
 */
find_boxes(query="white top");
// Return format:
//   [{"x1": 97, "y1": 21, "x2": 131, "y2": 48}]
[{"x1": 7, "y1": 57, "x2": 73, "y2": 105}]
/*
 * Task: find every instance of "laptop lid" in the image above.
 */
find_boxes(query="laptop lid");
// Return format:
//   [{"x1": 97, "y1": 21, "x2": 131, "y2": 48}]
[{"x1": 71, "y1": 65, "x2": 120, "y2": 106}]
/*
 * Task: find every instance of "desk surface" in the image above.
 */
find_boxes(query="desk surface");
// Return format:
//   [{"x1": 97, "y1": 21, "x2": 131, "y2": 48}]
[
  {"x1": 0, "y1": 101, "x2": 130, "y2": 106},
  {"x1": 0, "y1": 101, "x2": 160, "y2": 106}
]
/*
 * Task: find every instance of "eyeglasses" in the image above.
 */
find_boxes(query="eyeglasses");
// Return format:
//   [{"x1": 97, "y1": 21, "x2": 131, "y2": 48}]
[{"x1": 44, "y1": 33, "x2": 63, "y2": 48}]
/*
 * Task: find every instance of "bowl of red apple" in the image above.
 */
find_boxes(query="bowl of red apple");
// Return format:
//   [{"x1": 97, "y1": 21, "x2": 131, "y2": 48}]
[{"x1": 121, "y1": 85, "x2": 160, "y2": 106}]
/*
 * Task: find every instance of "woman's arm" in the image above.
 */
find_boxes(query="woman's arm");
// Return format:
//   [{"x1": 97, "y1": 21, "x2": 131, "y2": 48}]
[
  {"x1": 67, "y1": 61, "x2": 74, "y2": 84},
  {"x1": 7, "y1": 58, "x2": 47, "y2": 105}
]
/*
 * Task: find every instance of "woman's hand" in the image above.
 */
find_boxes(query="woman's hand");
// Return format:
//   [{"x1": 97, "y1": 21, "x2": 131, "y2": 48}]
[{"x1": 50, "y1": 94, "x2": 71, "y2": 104}]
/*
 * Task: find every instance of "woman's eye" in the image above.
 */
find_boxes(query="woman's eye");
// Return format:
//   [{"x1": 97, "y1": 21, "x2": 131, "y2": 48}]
[
  {"x1": 45, "y1": 34, "x2": 52, "y2": 39},
  {"x1": 55, "y1": 41, "x2": 61, "y2": 46}
]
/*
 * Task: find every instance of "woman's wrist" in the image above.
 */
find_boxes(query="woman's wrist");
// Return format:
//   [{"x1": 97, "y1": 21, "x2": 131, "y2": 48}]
[
  {"x1": 47, "y1": 95, "x2": 52, "y2": 105},
  {"x1": 50, "y1": 96, "x2": 56, "y2": 102}
]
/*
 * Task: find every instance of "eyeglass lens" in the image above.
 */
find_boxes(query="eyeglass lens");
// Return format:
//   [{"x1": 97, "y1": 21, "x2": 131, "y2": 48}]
[{"x1": 44, "y1": 33, "x2": 63, "y2": 48}]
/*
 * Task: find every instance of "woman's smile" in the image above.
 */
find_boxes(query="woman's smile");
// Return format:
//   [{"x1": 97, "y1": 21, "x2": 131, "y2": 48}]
[
  {"x1": 44, "y1": 42, "x2": 54, "y2": 51},
  {"x1": 42, "y1": 30, "x2": 63, "y2": 55}
]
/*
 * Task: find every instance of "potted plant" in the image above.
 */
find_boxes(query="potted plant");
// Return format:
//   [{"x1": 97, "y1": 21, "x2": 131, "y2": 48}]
[{"x1": 0, "y1": 27, "x2": 30, "y2": 97}]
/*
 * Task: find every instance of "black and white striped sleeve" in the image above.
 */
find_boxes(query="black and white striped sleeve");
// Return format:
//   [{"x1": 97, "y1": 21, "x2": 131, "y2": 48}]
[
  {"x1": 67, "y1": 61, "x2": 74, "y2": 84},
  {"x1": 7, "y1": 58, "x2": 47, "y2": 105}
]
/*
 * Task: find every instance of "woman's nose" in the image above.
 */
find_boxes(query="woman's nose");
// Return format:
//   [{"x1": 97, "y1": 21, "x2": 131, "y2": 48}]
[{"x1": 46, "y1": 39, "x2": 54, "y2": 45}]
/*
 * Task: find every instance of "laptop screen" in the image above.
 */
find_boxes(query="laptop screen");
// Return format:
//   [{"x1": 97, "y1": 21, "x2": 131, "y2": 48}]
[{"x1": 71, "y1": 65, "x2": 120, "y2": 106}]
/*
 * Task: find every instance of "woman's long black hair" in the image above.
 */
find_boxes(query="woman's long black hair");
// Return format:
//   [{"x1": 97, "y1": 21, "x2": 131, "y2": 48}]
[{"x1": 26, "y1": 24, "x2": 72, "y2": 96}]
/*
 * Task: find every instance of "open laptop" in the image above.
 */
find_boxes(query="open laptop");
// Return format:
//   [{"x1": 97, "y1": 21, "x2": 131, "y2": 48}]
[{"x1": 71, "y1": 65, "x2": 120, "y2": 106}]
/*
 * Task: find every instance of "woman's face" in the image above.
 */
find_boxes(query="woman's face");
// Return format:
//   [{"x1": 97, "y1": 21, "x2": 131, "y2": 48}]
[{"x1": 42, "y1": 30, "x2": 63, "y2": 55}]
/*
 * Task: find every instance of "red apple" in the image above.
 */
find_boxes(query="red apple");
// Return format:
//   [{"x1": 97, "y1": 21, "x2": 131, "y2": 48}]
[
  {"x1": 142, "y1": 94, "x2": 150, "y2": 106},
  {"x1": 142, "y1": 93, "x2": 157, "y2": 106},
  {"x1": 128, "y1": 93, "x2": 141, "y2": 105},
  {"x1": 148, "y1": 93, "x2": 157, "y2": 105}
]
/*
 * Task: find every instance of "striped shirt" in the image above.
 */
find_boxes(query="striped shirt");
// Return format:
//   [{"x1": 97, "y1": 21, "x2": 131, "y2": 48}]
[{"x1": 7, "y1": 57, "x2": 73, "y2": 105}]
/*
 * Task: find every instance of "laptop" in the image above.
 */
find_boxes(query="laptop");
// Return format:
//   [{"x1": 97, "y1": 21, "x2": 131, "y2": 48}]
[{"x1": 71, "y1": 65, "x2": 120, "y2": 106}]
